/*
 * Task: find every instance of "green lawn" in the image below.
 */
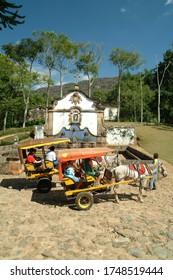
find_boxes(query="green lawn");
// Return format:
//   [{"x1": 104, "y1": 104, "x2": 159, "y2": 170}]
[{"x1": 105, "y1": 122, "x2": 173, "y2": 165}]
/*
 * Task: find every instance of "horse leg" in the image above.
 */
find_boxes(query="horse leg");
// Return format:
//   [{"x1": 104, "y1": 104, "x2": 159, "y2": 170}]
[
  {"x1": 137, "y1": 181, "x2": 144, "y2": 203},
  {"x1": 110, "y1": 186, "x2": 120, "y2": 203},
  {"x1": 113, "y1": 185, "x2": 120, "y2": 203},
  {"x1": 109, "y1": 168, "x2": 121, "y2": 203},
  {"x1": 109, "y1": 184, "x2": 120, "y2": 203}
]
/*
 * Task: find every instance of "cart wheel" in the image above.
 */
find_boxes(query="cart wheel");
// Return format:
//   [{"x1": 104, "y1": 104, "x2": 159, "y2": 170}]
[
  {"x1": 37, "y1": 177, "x2": 52, "y2": 193},
  {"x1": 75, "y1": 192, "x2": 94, "y2": 210}
]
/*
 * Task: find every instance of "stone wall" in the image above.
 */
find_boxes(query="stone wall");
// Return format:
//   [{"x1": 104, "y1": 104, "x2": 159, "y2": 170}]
[
  {"x1": 0, "y1": 126, "x2": 136, "y2": 174},
  {"x1": 106, "y1": 126, "x2": 136, "y2": 146},
  {"x1": 104, "y1": 107, "x2": 117, "y2": 121},
  {"x1": 0, "y1": 144, "x2": 23, "y2": 175}
]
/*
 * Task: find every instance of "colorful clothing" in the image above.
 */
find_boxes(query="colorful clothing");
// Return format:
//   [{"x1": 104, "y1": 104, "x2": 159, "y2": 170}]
[
  {"x1": 84, "y1": 159, "x2": 100, "y2": 177},
  {"x1": 64, "y1": 167, "x2": 80, "y2": 182},
  {"x1": 27, "y1": 154, "x2": 35, "y2": 164}
]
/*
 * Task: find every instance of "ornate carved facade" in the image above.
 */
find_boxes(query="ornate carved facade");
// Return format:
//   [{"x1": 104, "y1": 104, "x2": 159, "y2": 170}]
[{"x1": 45, "y1": 89, "x2": 107, "y2": 146}]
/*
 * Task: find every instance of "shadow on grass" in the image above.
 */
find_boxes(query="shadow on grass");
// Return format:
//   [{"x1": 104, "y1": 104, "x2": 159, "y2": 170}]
[{"x1": 148, "y1": 125, "x2": 173, "y2": 132}]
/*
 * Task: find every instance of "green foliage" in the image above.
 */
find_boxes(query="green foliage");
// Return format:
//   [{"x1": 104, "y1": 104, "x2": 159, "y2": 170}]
[
  {"x1": 33, "y1": 31, "x2": 79, "y2": 98},
  {"x1": 109, "y1": 48, "x2": 144, "y2": 121},
  {"x1": 0, "y1": 126, "x2": 31, "y2": 137},
  {"x1": 0, "y1": 132, "x2": 29, "y2": 145},
  {"x1": 91, "y1": 89, "x2": 110, "y2": 102},
  {"x1": 110, "y1": 48, "x2": 144, "y2": 73},
  {"x1": 0, "y1": 0, "x2": 25, "y2": 30},
  {"x1": 106, "y1": 73, "x2": 155, "y2": 122},
  {"x1": 74, "y1": 42, "x2": 102, "y2": 97},
  {"x1": 144, "y1": 49, "x2": 173, "y2": 124},
  {"x1": 2, "y1": 39, "x2": 44, "y2": 128},
  {"x1": 25, "y1": 118, "x2": 45, "y2": 126},
  {"x1": 0, "y1": 32, "x2": 173, "y2": 127},
  {"x1": 29, "y1": 93, "x2": 46, "y2": 107}
]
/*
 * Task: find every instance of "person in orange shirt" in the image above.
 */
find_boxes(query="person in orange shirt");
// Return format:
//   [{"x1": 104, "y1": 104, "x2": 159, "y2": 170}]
[{"x1": 26, "y1": 148, "x2": 42, "y2": 168}]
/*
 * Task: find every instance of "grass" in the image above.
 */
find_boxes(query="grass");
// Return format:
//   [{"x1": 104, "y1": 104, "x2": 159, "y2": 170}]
[{"x1": 105, "y1": 122, "x2": 173, "y2": 165}]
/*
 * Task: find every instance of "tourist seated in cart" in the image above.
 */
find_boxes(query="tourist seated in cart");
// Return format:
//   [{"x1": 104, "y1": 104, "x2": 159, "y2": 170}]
[
  {"x1": 83, "y1": 158, "x2": 101, "y2": 184},
  {"x1": 63, "y1": 161, "x2": 84, "y2": 188},
  {"x1": 26, "y1": 148, "x2": 42, "y2": 169},
  {"x1": 46, "y1": 145, "x2": 59, "y2": 170}
]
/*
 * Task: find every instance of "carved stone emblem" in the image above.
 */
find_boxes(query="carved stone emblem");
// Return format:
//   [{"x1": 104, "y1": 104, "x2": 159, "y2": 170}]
[{"x1": 69, "y1": 93, "x2": 82, "y2": 105}]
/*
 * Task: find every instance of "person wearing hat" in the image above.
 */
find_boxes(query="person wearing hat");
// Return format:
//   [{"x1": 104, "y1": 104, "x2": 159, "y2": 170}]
[
  {"x1": 46, "y1": 145, "x2": 59, "y2": 170},
  {"x1": 26, "y1": 148, "x2": 42, "y2": 168}
]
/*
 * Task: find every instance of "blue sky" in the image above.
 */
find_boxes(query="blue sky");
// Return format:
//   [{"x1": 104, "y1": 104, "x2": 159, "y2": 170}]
[{"x1": 1, "y1": 0, "x2": 173, "y2": 85}]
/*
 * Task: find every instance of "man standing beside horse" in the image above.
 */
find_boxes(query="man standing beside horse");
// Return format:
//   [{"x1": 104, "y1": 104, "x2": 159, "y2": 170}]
[{"x1": 149, "y1": 153, "x2": 160, "y2": 191}]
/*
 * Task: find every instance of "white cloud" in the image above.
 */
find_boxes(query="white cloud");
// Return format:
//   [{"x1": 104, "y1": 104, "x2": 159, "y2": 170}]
[
  {"x1": 165, "y1": 0, "x2": 173, "y2": 5},
  {"x1": 164, "y1": 8, "x2": 173, "y2": 15},
  {"x1": 120, "y1": 8, "x2": 127, "y2": 13}
]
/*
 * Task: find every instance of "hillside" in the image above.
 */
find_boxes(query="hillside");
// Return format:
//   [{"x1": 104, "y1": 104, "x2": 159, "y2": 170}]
[{"x1": 35, "y1": 77, "x2": 117, "y2": 97}]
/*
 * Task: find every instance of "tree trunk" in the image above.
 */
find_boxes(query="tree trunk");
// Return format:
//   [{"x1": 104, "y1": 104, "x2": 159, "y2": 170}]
[
  {"x1": 88, "y1": 78, "x2": 93, "y2": 98},
  {"x1": 3, "y1": 110, "x2": 8, "y2": 131},
  {"x1": 45, "y1": 82, "x2": 51, "y2": 125},
  {"x1": 158, "y1": 84, "x2": 161, "y2": 124},
  {"x1": 60, "y1": 70, "x2": 63, "y2": 98},
  {"x1": 117, "y1": 79, "x2": 121, "y2": 122},
  {"x1": 23, "y1": 94, "x2": 30, "y2": 128},
  {"x1": 88, "y1": 81, "x2": 91, "y2": 98},
  {"x1": 156, "y1": 59, "x2": 170, "y2": 125},
  {"x1": 133, "y1": 97, "x2": 137, "y2": 122},
  {"x1": 140, "y1": 75, "x2": 144, "y2": 123}
]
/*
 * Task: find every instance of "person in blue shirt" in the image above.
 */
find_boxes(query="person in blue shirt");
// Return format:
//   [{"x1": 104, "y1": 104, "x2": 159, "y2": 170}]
[{"x1": 64, "y1": 161, "x2": 84, "y2": 188}]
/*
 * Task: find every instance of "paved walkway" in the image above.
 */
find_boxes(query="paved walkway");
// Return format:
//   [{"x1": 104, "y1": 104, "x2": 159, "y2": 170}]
[{"x1": 0, "y1": 156, "x2": 172, "y2": 260}]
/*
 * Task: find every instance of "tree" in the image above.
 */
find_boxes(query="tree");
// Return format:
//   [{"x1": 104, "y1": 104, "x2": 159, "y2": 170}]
[
  {"x1": 156, "y1": 52, "x2": 171, "y2": 124},
  {"x1": 33, "y1": 31, "x2": 59, "y2": 124},
  {"x1": 144, "y1": 49, "x2": 173, "y2": 124},
  {"x1": 74, "y1": 42, "x2": 103, "y2": 97},
  {"x1": 109, "y1": 48, "x2": 143, "y2": 121},
  {"x1": 0, "y1": 53, "x2": 15, "y2": 129},
  {"x1": 3, "y1": 38, "x2": 42, "y2": 127},
  {"x1": 53, "y1": 33, "x2": 78, "y2": 97},
  {"x1": 0, "y1": 0, "x2": 25, "y2": 30},
  {"x1": 0, "y1": 52, "x2": 25, "y2": 129},
  {"x1": 107, "y1": 73, "x2": 154, "y2": 122},
  {"x1": 139, "y1": 72, "x2": 145, "y2": 123}
]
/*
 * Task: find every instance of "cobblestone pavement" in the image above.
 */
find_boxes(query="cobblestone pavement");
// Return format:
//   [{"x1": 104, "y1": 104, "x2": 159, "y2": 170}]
[{"x1": 0, "y1": 156, "x2": 173, "y2": 260}]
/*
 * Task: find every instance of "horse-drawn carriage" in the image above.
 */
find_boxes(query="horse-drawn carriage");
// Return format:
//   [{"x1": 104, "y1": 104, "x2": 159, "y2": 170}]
[
  {"x1": 18, "y1": 138, "x2": 168, "y2": 210},
  {"x1": 17, "y1": 137, "x2": 70, "y2": 193},
  {"x1": 58, "y1": 146, "x2": 117, "y2": 210},
  {"x1": 55, "y1": 147, "x2": 167, "y2": 210}
]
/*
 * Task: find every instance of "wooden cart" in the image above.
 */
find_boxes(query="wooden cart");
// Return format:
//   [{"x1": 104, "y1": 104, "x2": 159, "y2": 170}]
[{"x1": 18, "y1": 137, "x2": 70, "y2": 193}]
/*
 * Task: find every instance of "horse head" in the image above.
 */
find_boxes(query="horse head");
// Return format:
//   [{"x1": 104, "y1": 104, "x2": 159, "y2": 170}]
[
  {"x1": 105, "y1": 154, "x2": 121, "y2": 167},
  {"x1": 159, "y1": 162, "x2": 168, "y2": 178}
]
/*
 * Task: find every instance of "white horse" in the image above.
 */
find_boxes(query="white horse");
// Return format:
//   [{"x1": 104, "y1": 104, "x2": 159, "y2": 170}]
[
  {"x1": 110, "y1": 162, "x2": 168, "y2": 203},
  {"x1": 91, "y1": 154, "x2": 121, "y2": 172},
  {"x1": 104, "y1": 153, "x2": 122, "y2": 168}
]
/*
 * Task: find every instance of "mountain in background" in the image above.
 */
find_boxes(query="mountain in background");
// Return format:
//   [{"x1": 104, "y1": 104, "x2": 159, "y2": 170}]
[{"x1": 35, "y1": 77, "x2": 117, "y2": 98}]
